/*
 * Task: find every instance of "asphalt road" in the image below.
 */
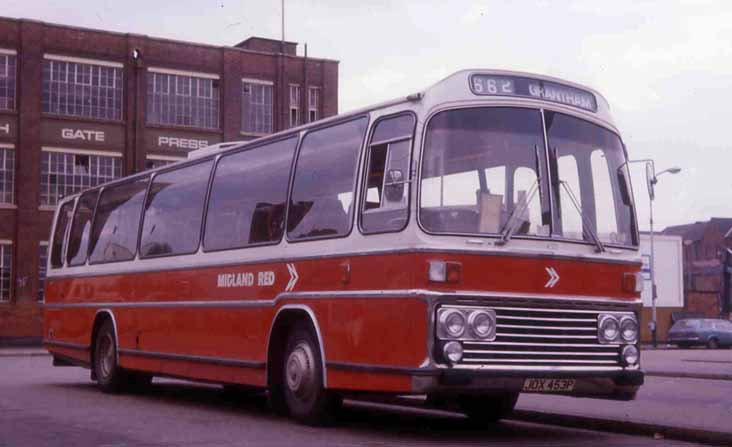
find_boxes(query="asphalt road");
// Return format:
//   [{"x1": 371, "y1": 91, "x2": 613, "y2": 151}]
[{"x1": 0, "y1": 357, "x2": 699, "y2": 447}]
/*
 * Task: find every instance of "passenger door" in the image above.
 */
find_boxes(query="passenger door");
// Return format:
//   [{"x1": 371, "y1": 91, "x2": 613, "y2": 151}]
[{"x1": 360, "y1": 113, "x2": 416, "y2": 234}]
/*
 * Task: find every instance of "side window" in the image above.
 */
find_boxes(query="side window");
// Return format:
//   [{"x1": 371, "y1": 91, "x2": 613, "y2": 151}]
[
  {"x1": 287, "y1": 117, "x2": 368, "y2": 240},
  {"x1": 140, "y1": 161, "x2": 213, "y2": 257},
  {"x1": 66, "y1": 190, "x2": 99, "y2": 266},
  {"x1": 50, "y1": 201, "x2": 75, "y2": 268},
  {"x1": 89, "y1": 177, "x2": 149, "y2": 263},
  {"x1": 361, "y1": 114, "x2": 415, "y2": 233},
  {"x1": 204, "y1": 137, "x2": 298, "y2": 251}
]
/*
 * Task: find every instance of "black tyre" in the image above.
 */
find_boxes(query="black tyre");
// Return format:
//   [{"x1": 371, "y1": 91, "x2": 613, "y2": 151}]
[
  {"x1": 707, "y1": 338, "x2": 720, "y2": 349},
  {"x1": 458, "y1": 392, "x2": 519, "y2": 424},
  {"x1": 282, "y1": 321, "x2": 340, "y2": 425},
  {"x1": 222, "y1": 384, "x2": 260, "y2": 400},
  {"x1": 93, "y1": 319, "x2": 128, "y2": 392},
  {"x1": 126, "y1": 372, "x2": 153, "y2": 392}
]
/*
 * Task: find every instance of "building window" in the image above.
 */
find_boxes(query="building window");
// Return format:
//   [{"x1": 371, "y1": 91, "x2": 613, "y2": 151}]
[
  {"x1": 145, "y1": 156, "x2": 183, "y2": 171},
  {"x1": 289, "y1": 84, "x2": 300, "y2": 128},
  {"x1": 0, "y1": 241, "x2": 11, "y2": 302},
  {"x1": 40, "y1": 149, "x2": 122, "y2": 206},
  {"x1": 0, "y1": 52, "x2": 17, "y2": 111},
  {"x1": 42, "y1": 58, "x2": 123, "y2": 120},
  {"x1": 308, "y1": 86, "x2": 320, "y2": 122},
  {"x1": 147, "y1": 70, "x2": 220, "y2": 129},
  {"x1": 241, "y1": 80, "x2": 273, "y2": 135},
  {"x1": 38, "y1": 243, "x2": 48, "y2": 302},
  {"x1": 0, "y1": 147, "x2": 14, "y2": 205}
]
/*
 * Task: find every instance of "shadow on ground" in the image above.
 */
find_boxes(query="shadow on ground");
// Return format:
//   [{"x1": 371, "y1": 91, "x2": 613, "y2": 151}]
[{"x1": 46, "y1": 379, "x2": 630, "y2": 446}]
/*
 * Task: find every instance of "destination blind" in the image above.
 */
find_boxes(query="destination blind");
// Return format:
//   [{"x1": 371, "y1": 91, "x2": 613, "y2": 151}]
[{"x1": 469, "y1": 74, "x2": 597, "y2": 112}]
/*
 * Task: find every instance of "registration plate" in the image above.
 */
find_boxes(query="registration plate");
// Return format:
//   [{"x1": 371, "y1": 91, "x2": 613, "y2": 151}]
[{"x1": 523, "y1": 378, "x2": 575, "y2": 392}]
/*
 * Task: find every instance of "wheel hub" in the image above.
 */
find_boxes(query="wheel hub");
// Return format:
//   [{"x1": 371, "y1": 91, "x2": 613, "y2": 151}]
[
  {"x1": 99, "y1": 334, "x2": 114, "y2": 378},
  {"x1": 285, "y1": 342, "x2": 315, "y2": 398}
]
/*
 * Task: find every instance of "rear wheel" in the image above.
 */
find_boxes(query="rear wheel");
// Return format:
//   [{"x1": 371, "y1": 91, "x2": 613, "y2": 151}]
[
  {"x1": 707, "y1": 338, "x2": 720, "y2": 349},
  {"x1": 282, "y1": 322, "x2": 340, "y2": 425},
  {"x1": 93, "y1": 320, "x2": 128, "y2": 392},
  {"x1": 458, "y1": 392, "x2": 519, "y2": 424}
]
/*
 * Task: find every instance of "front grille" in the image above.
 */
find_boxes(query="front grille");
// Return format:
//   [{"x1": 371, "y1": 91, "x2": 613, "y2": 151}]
[{"x1": 459, "y1": 306, "x2": 622, "y2": 367}]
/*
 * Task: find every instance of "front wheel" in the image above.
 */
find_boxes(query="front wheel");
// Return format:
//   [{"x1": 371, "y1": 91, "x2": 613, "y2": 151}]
[
  {"x1": 458, "y1": 392, "x2": 519, "y2": 424},
  {"x1": 93, "y1": 320, "x2": 128, "y2": 392},
  {"x1": 282, "y1": 322, "x2": 340, "y2": 425},
  {"x1": 707, "y1": 338, "x2": 720, "y2": 349}
]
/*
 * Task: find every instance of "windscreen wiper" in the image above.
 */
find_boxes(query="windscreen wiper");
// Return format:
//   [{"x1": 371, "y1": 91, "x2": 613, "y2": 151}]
[
  {"x1": 497, "y1": 179, "x2": 539, "y2": 246},
  {"x1": 558, "y1": 180, "x2": 606, "y2": 253},
  {"x1": 497, "y1": 145, "x2": 542, "y2": 246}
]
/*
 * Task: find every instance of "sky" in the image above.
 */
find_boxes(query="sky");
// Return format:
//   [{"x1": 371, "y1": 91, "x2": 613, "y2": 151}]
[{"x1": 5, "y1": 0, "x2": 732, "y2": 231}]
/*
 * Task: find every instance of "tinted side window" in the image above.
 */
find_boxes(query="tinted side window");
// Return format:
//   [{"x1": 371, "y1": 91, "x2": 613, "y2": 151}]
[
  {"x1": 89, "y1": 177, "x2": 149, "y2": 263},
  {"x1": 140, "y1": 161, "x2": 213, "y2": 258},
  {"x1": 287, "y1": 117, "x2": 368, "y2": 240},
  {"x1": 361, "y1": 114, "x2": 415, "y2": 233},
  {"x1": 204, "y1": 137, "x2": 297, "y2": 251},
  {"x1": 51, "y1": 201, "x2": 75, "y2": 268},
  {"x1": 67, "y1": 190, "x2": 99, "y2": 266}
]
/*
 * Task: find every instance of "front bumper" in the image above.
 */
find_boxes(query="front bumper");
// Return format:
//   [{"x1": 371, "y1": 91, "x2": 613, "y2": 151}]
[{"x1": 411, "y1": 367, "x2": 643, "y2": 401}]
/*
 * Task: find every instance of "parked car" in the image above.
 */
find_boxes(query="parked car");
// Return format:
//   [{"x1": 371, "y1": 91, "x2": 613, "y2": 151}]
[{"x1": 668, "y1": 318, "x2": 732, "y2": 349}]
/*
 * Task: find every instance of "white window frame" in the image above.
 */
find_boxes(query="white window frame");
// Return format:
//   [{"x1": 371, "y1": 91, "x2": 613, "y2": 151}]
[
  {"x1": 0, "y1": 239, "x2": 12, "y2": 302},
  {"x1": 308, "y1": 86, "x2": 321, "y2": 122},
  {"x1": 0, "y1": 143, "x2": 14, "y2": 206},
  {"x1": 0, "y1": 49, "x2": 17, "y2": 111},
  {"x1": 241, "y1": 78, "x2": 274, "y2": 136},
  {"x1": 289, "y1": 84, "x2": 300, "y2": 128},
  {"x1": 38, "y1": 241, "x2": 48, "y2": 302},
  {"x1": 146, "y1": 154, "x2": 185, "y2": 170},
  {"x1": 0, "y1": 55, "x2": 8, "y2": 78},
  {"x1": 42, "y1": 54, "x2": 124, "y2": 121},
  {"x1": 147, "y1": 68, "x2": 220, "y2": 129},
  {"x1": 40, "y1": 147, "x2": 123, "y2": 207}
]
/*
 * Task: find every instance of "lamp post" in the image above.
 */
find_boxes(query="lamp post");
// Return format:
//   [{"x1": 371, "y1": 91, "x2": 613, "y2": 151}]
[{"x1": 628, "y1": 159, "x2": 681, "y2": 347}]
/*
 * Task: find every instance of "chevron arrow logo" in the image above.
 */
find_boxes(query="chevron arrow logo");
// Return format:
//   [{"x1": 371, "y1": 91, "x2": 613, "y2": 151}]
[
  {"x1": 286, "y1": 263, "x2": 299, "y2": 292},
  {"x1": 544, "y1": 267, "x2": 560, "y2": 288}
]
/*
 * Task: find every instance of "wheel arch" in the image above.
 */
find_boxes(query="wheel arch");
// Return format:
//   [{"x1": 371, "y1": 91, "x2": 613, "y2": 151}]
[
  {"x1": 266, "y1": 305, "x2": 327, "y2": 388},
  {"x1": 90, "y1": 309, "x2": 120, "y2": 369}
]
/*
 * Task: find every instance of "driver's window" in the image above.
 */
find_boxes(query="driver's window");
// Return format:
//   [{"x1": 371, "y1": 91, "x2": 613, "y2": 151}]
[{"x1": 361, "y1": 114, "x2": 415, "y2": 234}]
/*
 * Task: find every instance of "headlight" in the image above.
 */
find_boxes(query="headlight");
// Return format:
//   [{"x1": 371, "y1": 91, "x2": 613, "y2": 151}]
[
  {"x1": 468, "y1": 310, "x2": 496, "y2": 340},
  {"x1": 620, "y1": 316, "x2": 639, "y2": 343},
  {"x1": 598, "y1": 315, "x2": 620, "y2": 343},
  {"x1": 439, "y1": 309, "x2": 466, "y2": 338},
  {"x1": 622, "y1": 345, "x2": 639, "y2": 366},
  {"x1": 443, "y1": 341, "x2": 463, "y2": 363}
]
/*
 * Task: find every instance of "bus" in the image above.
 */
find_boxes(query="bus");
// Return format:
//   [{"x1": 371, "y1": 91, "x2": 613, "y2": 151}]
[{"x1": 44, "y1": 69, "x2": 644, "y2": 425}]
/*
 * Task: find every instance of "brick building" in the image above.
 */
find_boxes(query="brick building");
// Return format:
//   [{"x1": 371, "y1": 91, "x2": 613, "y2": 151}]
[
  {"x1": 0, "y1": 17, "x2": 339, "y2": 344},
  {"x1": 662, "y1": 218, "x2": 732, "y2": 318}
]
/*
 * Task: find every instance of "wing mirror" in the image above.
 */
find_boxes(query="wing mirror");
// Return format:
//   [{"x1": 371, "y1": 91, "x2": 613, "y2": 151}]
[{"x1": 384, "y1": 169, "x2": 406, "y2": 202}]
